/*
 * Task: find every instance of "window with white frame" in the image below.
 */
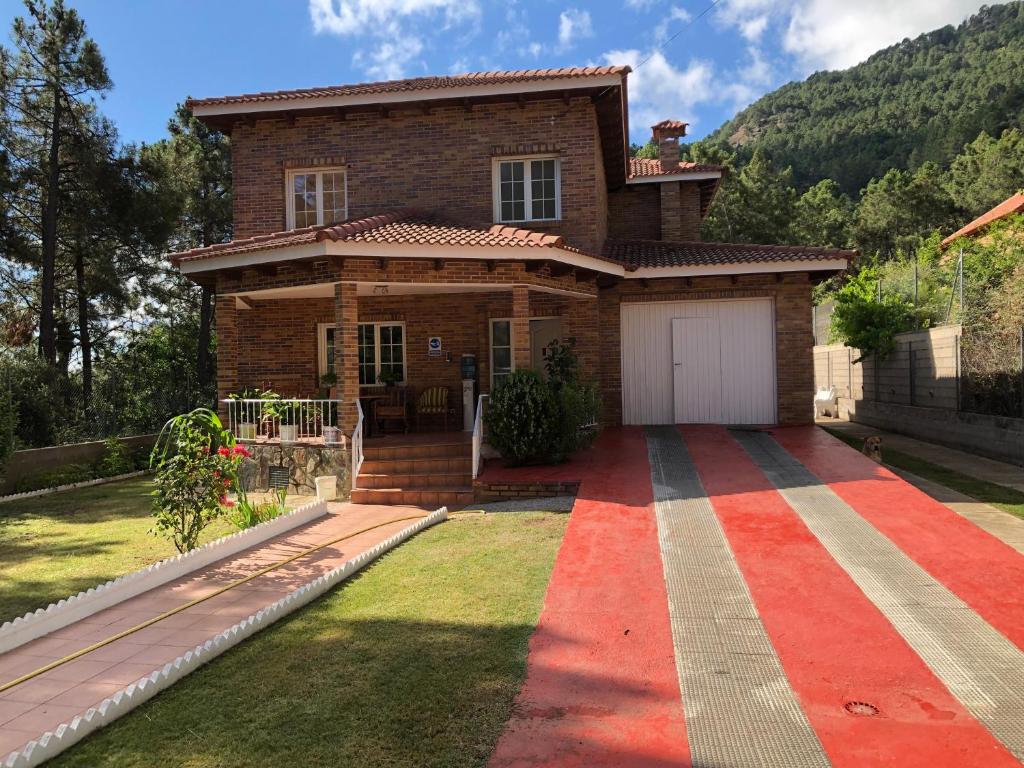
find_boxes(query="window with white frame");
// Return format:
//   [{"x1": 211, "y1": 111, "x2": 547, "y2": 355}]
[
  {"x1": 318, "y1": 322, "x2": 405, "y2": 386},
  {"x1": 493, "y1": 157, "x2": 560, "y2": 223},
  {"x1": 287, "y1": 168, "x2": 347, "y2": 229},
  {"x1": 489, "y1": 319, "x2": 514, "y2": 388}
]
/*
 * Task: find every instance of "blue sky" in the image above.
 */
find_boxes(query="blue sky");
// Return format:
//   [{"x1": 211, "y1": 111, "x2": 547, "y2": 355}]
[{"x1": 0, "y1": 0, "x2": 991, "y2": 147}]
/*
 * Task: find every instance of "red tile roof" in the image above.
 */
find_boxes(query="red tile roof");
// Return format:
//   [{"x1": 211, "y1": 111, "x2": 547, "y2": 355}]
[
  {"x1": 170, "y1": 209, "x2": 607, "y2": 265},
  {"x1": 651, "y1": 119, "x2": 689, "y2": 131},
  {"x1": 628, "y1": 158, "x2": 723, "y2": 179},
  {"x1": 941, "y1": 192, "x2": 1024, "y2": 248},
  {"x1": 603, "y1": 238, "x2": 856, "y2": 269},
  {"x1": 188, "y1": 67, "x2": 630, "y2": 109}
]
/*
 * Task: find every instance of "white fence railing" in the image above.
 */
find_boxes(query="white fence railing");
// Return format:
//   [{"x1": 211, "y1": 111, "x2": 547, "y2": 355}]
[
  {"x1": 222, "y1": 399, "x2": 342, "y2": 444},
  {"x1": 352, "y1": 399, "x2": 364, "y2": 489},
  {"x1": 472, "y1": 394, "x2": 488, "y2": 479}
]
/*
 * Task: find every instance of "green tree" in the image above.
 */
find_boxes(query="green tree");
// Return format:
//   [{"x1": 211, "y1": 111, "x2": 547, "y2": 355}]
[
  {"x1": 851, "y1": 163, "x2": 959, "y2": 260},
  {"x1": 0, "y1": 0, "x2": 111, "y2": 367},
  {"x1": 791, "y1": 179, "x2": 854, "y2": 248},
  {"x1": 702, "y1": 147, "x2": 796, "y2": 244},
  {"x1": 829, "y1": 266, "x2": 912, "y2": 361},
  {"x1": 143, "y1": 103, "x2": 232, "y2": 392},
  {"x1": 946, "y1": 129, "x2": 1024, "y2": 216}
]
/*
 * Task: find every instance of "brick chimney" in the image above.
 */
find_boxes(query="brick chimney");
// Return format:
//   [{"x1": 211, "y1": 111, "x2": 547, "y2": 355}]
[{"x1": 652, "y1": 120, "x2": 688, "y2": 172}]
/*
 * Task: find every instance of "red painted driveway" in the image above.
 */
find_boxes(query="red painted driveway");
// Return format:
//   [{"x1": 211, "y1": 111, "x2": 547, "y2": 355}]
[{"x1": 486, "y1": 425, "x2": 1024, "y2": 768}]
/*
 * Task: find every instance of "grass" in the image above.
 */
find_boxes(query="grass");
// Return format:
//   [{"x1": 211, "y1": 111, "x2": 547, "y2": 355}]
[
  {"x1": 820, "y1": 426, "x2": 1024, "y2": 520},
  {"x1": 49, "y1": 512, "x2": 568, "y2": 768},
  {"x1": 0, "y1": 477, "x2": 235, "y2": 623}
]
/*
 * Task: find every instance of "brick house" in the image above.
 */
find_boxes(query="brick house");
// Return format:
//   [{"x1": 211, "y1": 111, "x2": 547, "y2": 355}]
[{"x1": 170, "y1": 66, "x2": 854, "y2": 505}]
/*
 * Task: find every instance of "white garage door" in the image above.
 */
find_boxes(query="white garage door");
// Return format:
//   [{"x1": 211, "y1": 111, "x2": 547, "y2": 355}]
[{"x1": 620, "y1": 298, "x2": 777, "y2": 425}]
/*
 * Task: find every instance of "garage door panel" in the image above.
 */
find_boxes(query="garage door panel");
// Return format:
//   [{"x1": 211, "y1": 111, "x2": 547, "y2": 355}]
[{"x1": 621, "y1": 299, "x2": 776, "y2": 425}]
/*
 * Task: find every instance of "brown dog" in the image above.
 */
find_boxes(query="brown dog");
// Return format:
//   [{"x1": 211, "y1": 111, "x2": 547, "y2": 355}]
[{"x1": 862, "y1": 436, "x2": 883, "y2": 463}]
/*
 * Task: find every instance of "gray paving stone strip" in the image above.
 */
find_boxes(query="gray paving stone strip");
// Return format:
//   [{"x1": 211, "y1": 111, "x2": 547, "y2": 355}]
[
  {"x1": 733, "y1": 429, "x2": 1024, "y2": 761},
  {"x1": 645, "y1": 426, "x2": 831, "y2": 768}
]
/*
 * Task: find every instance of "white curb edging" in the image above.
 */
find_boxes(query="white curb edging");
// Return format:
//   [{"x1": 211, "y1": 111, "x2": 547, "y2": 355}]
[
  {"x1": 0, "y1": 470, "x2": 151, "y2": 505},
  {"x1": 0, "y1": 500, "x2": 329, "y2": 655},
  {"x1": 2, "y1": 507, "x2": 448, "y2": 768}
]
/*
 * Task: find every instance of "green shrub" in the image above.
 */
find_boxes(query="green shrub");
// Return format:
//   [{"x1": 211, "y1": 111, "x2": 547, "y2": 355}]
[
  {"x1": 96, "y1": 437, "x2": 135, "y2": 477},
  {"x1": 15, "y1": 464, "x2": 95, "y2": 494},
  {"x1": 485, "y1": 340, "x2": 601, "y2": 466},
  {"x1": 485, "y1": 370, "x2": 558, "y2": 465}
]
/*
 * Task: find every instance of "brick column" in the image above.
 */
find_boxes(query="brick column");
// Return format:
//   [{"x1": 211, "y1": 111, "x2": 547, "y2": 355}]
[
  {"x1": 215, "y1": 294, "x2": 238, "y2": 419},
  {"x1": 334, "y1": 282, "x2": 360, "y2": 433},
  {"x1": 512, "y1": 285, "x2": 531, "y2": 372},
  {"x1": 660, "y1": 182, "x2": 683, "y2": 241}
]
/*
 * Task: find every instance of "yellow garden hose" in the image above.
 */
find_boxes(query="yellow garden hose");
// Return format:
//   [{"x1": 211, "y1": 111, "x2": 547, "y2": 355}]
[{"x1": 0, "y1": 513, "x2": 430, "y2": 695}]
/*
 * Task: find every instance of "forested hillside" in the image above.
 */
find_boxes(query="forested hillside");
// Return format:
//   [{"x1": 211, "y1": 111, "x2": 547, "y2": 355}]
[{"x1": 706, "y1": 2, "x2": 1024, "y2": 194}]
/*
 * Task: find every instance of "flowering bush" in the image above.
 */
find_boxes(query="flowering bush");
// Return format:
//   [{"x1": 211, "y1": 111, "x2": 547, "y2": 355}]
[{"x1": 150, "y1": 409, "x2": 251, "y2": 553}]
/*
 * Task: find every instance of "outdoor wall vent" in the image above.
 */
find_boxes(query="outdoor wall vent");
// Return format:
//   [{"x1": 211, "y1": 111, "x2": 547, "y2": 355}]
[{"x1": 268, "y1": 466, "x2": 290, "y2": 489}]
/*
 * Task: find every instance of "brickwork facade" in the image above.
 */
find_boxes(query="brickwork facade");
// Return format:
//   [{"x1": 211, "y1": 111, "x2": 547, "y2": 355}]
[
  {"x1": 606, "y1": 181, "x2": 702, "y2": 242},
  {"x1": 230, "y1": 97, "x2": 608, "y2": 254}
]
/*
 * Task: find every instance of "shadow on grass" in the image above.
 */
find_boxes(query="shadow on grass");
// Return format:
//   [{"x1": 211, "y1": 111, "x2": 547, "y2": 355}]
[{"x1": 45, "y1": 612, "x2": 672, "y2": 768}]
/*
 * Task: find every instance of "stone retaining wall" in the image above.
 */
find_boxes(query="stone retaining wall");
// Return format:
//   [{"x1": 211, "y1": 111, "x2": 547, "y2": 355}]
[{"x1": 240, "y1": 442, "x2": 350, "y2": 496}]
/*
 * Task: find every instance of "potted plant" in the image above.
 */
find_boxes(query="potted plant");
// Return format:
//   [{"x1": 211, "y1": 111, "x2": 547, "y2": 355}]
[
  {"x1": 378, "y1": 368, "x2": 402, "y2": 388},
  {"x1": 319, "y1": 372, "x2": 338, "y2": 399},
  {"x1": 228, "y1": 387, "x2": 267, "y2": 441},
  {"x1": 270, "y1": 399, "x2": 321, "y2": 444}
]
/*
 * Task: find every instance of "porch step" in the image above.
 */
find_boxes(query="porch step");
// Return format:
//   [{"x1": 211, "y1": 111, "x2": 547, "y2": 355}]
[
  {"x1": 351, "y1": 487, "x2": 475, "y2": 508},
  {"x1": 360, "y1": 456, "x2": 472, "y2": 475},
  {"x1": 362, "y1": 441, "x2": 470, "y2": 462},
  {"x1": 358, "y1": 471, "x2": 472, "y2": 490}
]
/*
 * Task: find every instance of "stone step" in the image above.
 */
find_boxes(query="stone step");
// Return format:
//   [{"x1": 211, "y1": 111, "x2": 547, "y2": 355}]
[
  {"x1": 360, "y1": 456, "x2": 472, "y2": 475},
  {"x1": 358, "y1": 471, "x2": 472, "y2": 490},
  {"x1": 362, "y1": 440, "x2": 470, "y2": 462},
  {"x1": 351, "y1": 487, "x2": 474, "y2": 508}
]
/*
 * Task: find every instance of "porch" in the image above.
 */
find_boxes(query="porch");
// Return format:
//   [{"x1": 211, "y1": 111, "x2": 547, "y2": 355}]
[{"x1": 219, "y1": 281, "x2": 597, "y2": 427}]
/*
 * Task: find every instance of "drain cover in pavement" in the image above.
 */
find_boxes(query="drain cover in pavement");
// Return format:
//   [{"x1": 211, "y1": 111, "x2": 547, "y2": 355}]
[{"x1": 844, "y1": 701, "x2": 880, "y2": 716}]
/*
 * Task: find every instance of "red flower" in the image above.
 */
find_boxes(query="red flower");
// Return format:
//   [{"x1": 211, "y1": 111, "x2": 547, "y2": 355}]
[
  {"x1": 217, "y1": 446, "x2": 230, "y2": 457},
  {"x1": 220, "y1": 496, "x2": 235, "y2": 508},
  {"x1": 232, "y1": 445, "x2": 251, "y2": 458}
]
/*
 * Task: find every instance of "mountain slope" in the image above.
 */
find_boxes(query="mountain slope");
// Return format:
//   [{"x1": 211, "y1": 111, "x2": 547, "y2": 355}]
[{"x1": 706, "y1": 2, "x2": 1024, "y2": 194}]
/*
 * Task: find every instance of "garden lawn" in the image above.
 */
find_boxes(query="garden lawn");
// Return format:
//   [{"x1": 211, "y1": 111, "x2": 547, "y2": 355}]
[
  {"x1": 820, "y1": 426, "x2": 1024, "y2": 520},
  {"x1": 0, "y1": 477, "x2": 234, "y2": 623},
  {"x1": 49, "y1": 512, "x2": 568, "y2": 768}
]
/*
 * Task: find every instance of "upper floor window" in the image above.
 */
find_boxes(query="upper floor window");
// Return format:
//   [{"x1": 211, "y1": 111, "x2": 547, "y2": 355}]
[
  {"x1": 287, "y1": 168, "x2": 347, "y2": 229},
  {"x1": 493, "y1": 157, "x2": 560, "y2": 223}
]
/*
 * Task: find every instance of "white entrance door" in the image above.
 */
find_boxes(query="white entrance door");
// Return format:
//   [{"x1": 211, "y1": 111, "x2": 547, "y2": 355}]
[
  {"x1": 620, "y1": 298, "x2": 777, "y2": 425},
  {"x1": 672, "y1": 316, "x2": 722, "y2": 422}
]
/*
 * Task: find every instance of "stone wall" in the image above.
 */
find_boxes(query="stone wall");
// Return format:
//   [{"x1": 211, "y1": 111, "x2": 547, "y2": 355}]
[{"x1": 240, "y1": 443, "x2": 350, "y2": 496}]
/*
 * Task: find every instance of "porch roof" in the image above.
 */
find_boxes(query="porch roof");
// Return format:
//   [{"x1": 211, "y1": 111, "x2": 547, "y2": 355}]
[{"x1": 169, "y1": 209, "x2": 630, "y2": 276}]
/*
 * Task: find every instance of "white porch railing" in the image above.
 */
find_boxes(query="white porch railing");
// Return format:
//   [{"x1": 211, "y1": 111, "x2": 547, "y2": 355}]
[
  {"x1": 222, "y1": 399, "x2": 343, "y2": 444},
  {"x1": 472, "y1": 394, "x2": 488, "y2": 479},
  {"x1": 351, "y1": 399, "x2": 364, "y2": 489}
]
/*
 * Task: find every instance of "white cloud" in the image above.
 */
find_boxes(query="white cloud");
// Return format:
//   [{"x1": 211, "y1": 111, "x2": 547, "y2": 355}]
[
  {"x1": 783, "y1": 0, "x2": 986, "y2": 71},
  {"x1": 624, "y1": 0, "x2": 656, "y2": 9},
  {"x1": 310, "y1": 0, "x2": 478, "y2": 35},
  {"x1": 721, "y1": 46, "x2": 774, "y2": 111},
  {"x1": 309, "y1": 0, "x2": 480, "y2": 79},
  {"x1": 654, "y1": 6, "x2": 693, "y2": 44},
  {"x1": 558, "y1": 9, "x2": 593, "y2": 51},
  {"x1": 602, "y1": 49, "x2": 714, "y2": 138},
  {"x1": 714, "y1": 0, "x2": 774, "y2": 42}
]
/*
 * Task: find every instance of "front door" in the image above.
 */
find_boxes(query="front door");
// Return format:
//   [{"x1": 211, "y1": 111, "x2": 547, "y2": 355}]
[{"x1": 530, "y1": 318, "x2": 563, "y2": 374}]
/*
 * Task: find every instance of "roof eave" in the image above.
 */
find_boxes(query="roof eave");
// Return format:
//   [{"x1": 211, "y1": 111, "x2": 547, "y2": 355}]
[{"x1": 175, "y1": 240, "x2": 626, "y2": 277}]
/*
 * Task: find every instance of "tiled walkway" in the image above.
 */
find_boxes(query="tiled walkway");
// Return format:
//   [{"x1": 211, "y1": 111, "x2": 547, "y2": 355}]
[
  {"x1": 0, "y1": 504, "x2": 429, "y2": 759},
  {"x1": 487, "y1": 425, "x2": 1024, "y2": 767}
]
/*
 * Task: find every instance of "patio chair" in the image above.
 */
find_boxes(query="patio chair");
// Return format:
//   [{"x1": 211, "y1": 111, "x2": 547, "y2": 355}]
[
  {"x1": 374, "y1": 386, "x2": 409, "y2": 434},
  {"x1": 416, "y1": 386, "x2": 450, "y2": 432},
  {"x1": 814, "y1": 387, "x2": 838, "y2": 418}
]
